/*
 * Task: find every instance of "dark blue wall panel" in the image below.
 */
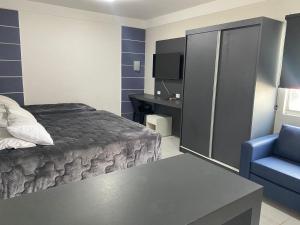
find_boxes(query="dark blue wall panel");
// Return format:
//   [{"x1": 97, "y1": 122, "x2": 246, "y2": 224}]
[
  {"x1": 121, "y1": 102, "x2": 133, "y2": 113},
  {"x1": 0, "y1": 8, "x2": 23, "y2": 105},
  {"x1": 0, "y1": 44, "x2": 21, "y2": 60},
  {"x1": 0, "y1": 77, "x2": 23, "y2": 93},
  {"x1": 122, "y1": 52, "x2": 145, "y2": 65},
  {"x1": 0, "y1": 61, "x2": 22, "y2": 76},
  {"x1": 1, "y1": 93, "x2": 24, "y2": 105},
  {"x1": 0, "y1": 9, "x2": 19, "y2": 27},
  {"x1": 121, "y1": 26, "x2": 145, "y2": 41},
  {"x1": 122, "y1": 113, "x2": 134, "y2": 121},
  {"x1": 122, "y1": 40, "x2": 145, "y2": 54},
  {"x1": 122, "y1": 78, "x2": 144, "y2": 90},
  {"x1": 122, "y1": 90, "x2": 144, "y2": 101},
  {"x1": 121, "y1": 26, "x2": 145, "y2": 117},
  {"x1": 0, "y1": 26, "x2": 20, "y2": 43},
  {"x1": 122, "y1": 65, "x2": 144, "y2": 77}
]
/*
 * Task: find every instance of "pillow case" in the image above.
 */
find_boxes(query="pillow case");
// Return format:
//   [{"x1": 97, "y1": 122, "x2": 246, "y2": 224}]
[
  {"x1": 0, "y1": 128, "x2": 36, "y2": 150},
  {"x1": 6, "y1": 104, "x2": 36, "y2": 122},
  {"x1": 274, "y1": 124, "x2": 300, "y2": 163},
  {"x1": 0, "y1": 95, "x2": 19, "y2": 107},
  {"x1": 7, "y1": 115, "x2": 54, "y2": 145},
  {"x1": 0, "y1": 104, "x2": 8, "y2": 127}
]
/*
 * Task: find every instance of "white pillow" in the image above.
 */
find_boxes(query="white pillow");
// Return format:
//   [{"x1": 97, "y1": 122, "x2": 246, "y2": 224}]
[
  {"x1": 6, "y1": 105, "x2": 37, "y2": 122},
  {"x1": 0, "y1": 95, "x2": 19, "y2": 107},
  {"x1": 0, "y1": 128, "x2": 36, "y2": 150},
  {"x1": 0, "y1": 104, "x2": 8, "y2": 127},
  {"x1": 7, "y1": 115, "x2": 54, "y2": 145}
]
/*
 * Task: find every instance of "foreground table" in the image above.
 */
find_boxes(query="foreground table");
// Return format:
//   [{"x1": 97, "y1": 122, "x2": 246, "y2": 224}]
[{"x1": 0, "y1": 154, "x2": 263, "y2": 225}]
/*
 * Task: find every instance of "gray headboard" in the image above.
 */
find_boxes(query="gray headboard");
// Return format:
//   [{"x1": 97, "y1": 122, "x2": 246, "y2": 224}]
[{"x1": 0, "y1": 8, "x2": 24, "y2": 105}]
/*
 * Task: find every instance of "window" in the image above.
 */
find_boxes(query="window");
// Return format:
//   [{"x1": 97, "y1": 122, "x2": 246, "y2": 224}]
[{"x1": 286, "y1": 89, "x2": 300, "y2": 114}]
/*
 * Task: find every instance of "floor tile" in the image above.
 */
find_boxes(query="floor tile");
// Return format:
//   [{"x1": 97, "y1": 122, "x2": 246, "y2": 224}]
[
  {"x1": 283, "y1": 218, "x2": 300, "y2": 225},
  {"x1": 260, "y1": 216, "x2": 280, "y2": 225},
  {"x1": 261, "y1": 201, "x2": 291, "y2": 224}
]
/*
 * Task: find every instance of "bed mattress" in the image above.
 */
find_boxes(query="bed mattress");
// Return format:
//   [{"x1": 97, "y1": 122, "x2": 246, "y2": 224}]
[
  {"x1": 24, "y1": 103, "x2": 96, "y2": 115},
  {"x1": 0, "y1": 107, "x2": 161, "y2": 199}
]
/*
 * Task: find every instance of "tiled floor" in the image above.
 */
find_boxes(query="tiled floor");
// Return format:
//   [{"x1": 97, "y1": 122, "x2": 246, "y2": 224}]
[{"x1": 160, "y1": 136, "x2": 300, "y2": 225}]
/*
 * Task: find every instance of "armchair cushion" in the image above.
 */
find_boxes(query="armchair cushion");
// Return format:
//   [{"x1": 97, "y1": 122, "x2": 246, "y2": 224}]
[
  {"x1": 274, "y1": 125, "x2": 300, "y2": 163},
  {"x1": 251, "y1": 156, "x2": 300, "y2": 194}
]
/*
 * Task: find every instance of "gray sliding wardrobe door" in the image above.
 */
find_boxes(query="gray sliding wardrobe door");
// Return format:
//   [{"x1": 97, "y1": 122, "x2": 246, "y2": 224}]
[
  {"x1": 212, "y1": 25, "x2": 260, "y2": 169},
  {"x1": 181, "y1": 31, "x2": 219, "y2": 156}
]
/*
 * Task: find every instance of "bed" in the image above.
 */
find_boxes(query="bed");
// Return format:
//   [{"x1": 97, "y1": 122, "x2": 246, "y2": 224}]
[{"x1": 0, "y1": 104, "x2": 161, "y2": 199}]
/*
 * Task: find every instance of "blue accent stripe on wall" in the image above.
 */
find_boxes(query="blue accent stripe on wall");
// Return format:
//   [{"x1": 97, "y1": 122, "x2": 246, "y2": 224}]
[
  {"x1": 0, "y1": 77, "x2": 23, "y2": 93},
  {"x1": 0, "y1": 9, "x2": 19, "y2": 27},
  {"x1": 121, "y1": 26, "x2": 145, "y2": 41},
  {"x1": 0, "y1": 44, "x2": 21, "y2": 60},
  {"x1": 0, "y1": 61, "x2": 22, "y2": 76},
  {"x1": 122, "y1": 90, "x2": 144, "y2": 102},
  {"x1": 0, "y1": 8, "x2": 23, "y2": 105},
  {"x1": 121, "y1": 102, "x2": 133, "y2": 113},
  {"x1": 122, "y1": 78, "x2": 144, "y2": 89},
  {"x1": 0, "y1": 93, "x2": 24, "y2": 105},
  {"x1": 122, "y1": 40, "x2": 145, "y2": 54},
  {"x1": 121, "y1": 26, "x2": 145, "y2": 120},
  {"x1": 122, "y1": 65, "x2": 144, "y2": 77},
  {"x1": 122, "y1": 113, "x2": 134, "y2": 121},
  {"x1": 0, "y1": 26, "x2": 20, "y2": 44},
  {"x1": 122, "y1": 52, "x2": 145, "y2": 66}
]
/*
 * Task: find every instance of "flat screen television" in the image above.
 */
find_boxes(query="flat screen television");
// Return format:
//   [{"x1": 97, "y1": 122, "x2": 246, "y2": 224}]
[{"x1": 153, "y1": 53, "x2": 183, "y2": 80}]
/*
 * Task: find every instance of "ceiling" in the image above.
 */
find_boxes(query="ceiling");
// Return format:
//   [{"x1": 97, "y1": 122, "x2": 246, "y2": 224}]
[{"x1": 28, "y1": 0, "x2": 216, "y2": 20}]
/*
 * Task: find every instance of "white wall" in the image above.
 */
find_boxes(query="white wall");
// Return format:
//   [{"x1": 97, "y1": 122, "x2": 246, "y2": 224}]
[
  {"x1": 144, "y1": 0, "x2": 300, "y2": 130},
  {"x1": 0, "y1": 0, "x2": 145, "y2": 115},
  {"x1": 1, "y1": 0, "x2": 300, "y2": 128}
]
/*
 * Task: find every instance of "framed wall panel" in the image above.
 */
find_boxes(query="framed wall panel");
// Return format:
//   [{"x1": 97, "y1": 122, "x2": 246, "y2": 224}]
[{"x1": 0, "y1": 8, "x2": 24, "y2": 105}]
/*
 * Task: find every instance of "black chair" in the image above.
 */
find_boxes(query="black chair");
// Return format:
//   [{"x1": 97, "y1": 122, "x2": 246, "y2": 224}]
[{"x1": 130, "y1": 97, "x2": 153, "y2": 124}]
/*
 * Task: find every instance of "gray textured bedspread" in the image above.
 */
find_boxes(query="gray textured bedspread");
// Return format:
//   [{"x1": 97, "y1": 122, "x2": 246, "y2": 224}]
[
  {"x1": 24, "y1": 103, "x2": 96, "y2": 115},
  {"x1": 0, "y1": 110, "x2": 161, "y2": 199}
]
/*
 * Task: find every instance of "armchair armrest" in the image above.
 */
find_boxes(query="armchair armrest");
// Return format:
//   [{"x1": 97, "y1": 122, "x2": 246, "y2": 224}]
[{"x1": 240, "y1": 134, "x2": 278, "y2": 178}]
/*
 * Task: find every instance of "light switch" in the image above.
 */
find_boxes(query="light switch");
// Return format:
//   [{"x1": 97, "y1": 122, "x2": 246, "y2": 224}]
[{"x1": 133, "y1": 61, "x2": 141, "y2": 72}]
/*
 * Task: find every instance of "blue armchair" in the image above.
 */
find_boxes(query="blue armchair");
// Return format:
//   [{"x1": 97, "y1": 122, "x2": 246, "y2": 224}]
[{"x1": 240, "y1": 125, "x2": 300, "y2": 212}]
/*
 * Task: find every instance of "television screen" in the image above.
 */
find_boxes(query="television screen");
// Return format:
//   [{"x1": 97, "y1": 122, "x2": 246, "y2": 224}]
[{"x1": 153, "y1": 53, "x2": 182, "y2": 80}]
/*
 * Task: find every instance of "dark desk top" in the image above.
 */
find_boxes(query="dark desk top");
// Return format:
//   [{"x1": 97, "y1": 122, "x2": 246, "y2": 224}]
[
  {"x1": 0, "y1": 154, "x2": 262, "y2": 225},
  {"x1": 130, "y1": 93, "x2": 182, "y2": 109}
]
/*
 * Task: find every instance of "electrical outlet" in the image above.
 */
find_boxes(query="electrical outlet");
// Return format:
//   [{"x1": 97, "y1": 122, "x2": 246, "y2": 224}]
[{"x1": 133, "y1": 61, "x2": 141, "y2": 72}]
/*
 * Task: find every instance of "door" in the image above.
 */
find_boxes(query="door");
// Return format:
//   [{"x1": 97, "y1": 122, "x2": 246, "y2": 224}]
[
  {"x1": 181, "y1": 31, "x2": 219, "y2": 156},
  {"x1": 212, "y1": 25, "x2": 261, "y2": 168}
]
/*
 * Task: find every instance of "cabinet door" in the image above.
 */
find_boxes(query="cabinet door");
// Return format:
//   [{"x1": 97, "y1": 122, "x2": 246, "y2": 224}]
[
  {"x1": 181, "y1": 31, "x2": 219, "y2": 156},
  {"x1": 212, "y1": 25, "x2": 260, "y2": 168}
]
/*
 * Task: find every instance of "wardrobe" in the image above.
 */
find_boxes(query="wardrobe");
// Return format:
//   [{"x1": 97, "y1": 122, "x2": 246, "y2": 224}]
[{"x1": 180, "y1": 17, "x2": 282, "y2": 169}]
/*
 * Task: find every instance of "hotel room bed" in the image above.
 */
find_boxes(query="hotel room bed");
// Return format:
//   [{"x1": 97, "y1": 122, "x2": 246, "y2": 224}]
[{"x1": 0, "y1": 104, "x2": 161, "y2": 199}]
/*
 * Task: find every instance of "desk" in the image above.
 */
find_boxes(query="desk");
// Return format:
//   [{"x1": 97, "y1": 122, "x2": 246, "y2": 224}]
[
  {"x1": 0, "y1": 154, "x2": 263, "y2": 225},
  {"x1": 130, "y1": 94, "x2": 182, "y2": 109},
  {"x1": 130, "y1": 94, "x2": 182, "y2": 136}
]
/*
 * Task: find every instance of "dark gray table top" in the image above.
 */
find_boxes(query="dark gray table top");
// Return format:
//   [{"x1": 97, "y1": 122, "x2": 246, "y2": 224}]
[
  {"x1": 0, "y1": 154, "x2": 262, "y2": 225},
  {"x1": 130, "y1": 93, "x2": 182, "y2": 109}
]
